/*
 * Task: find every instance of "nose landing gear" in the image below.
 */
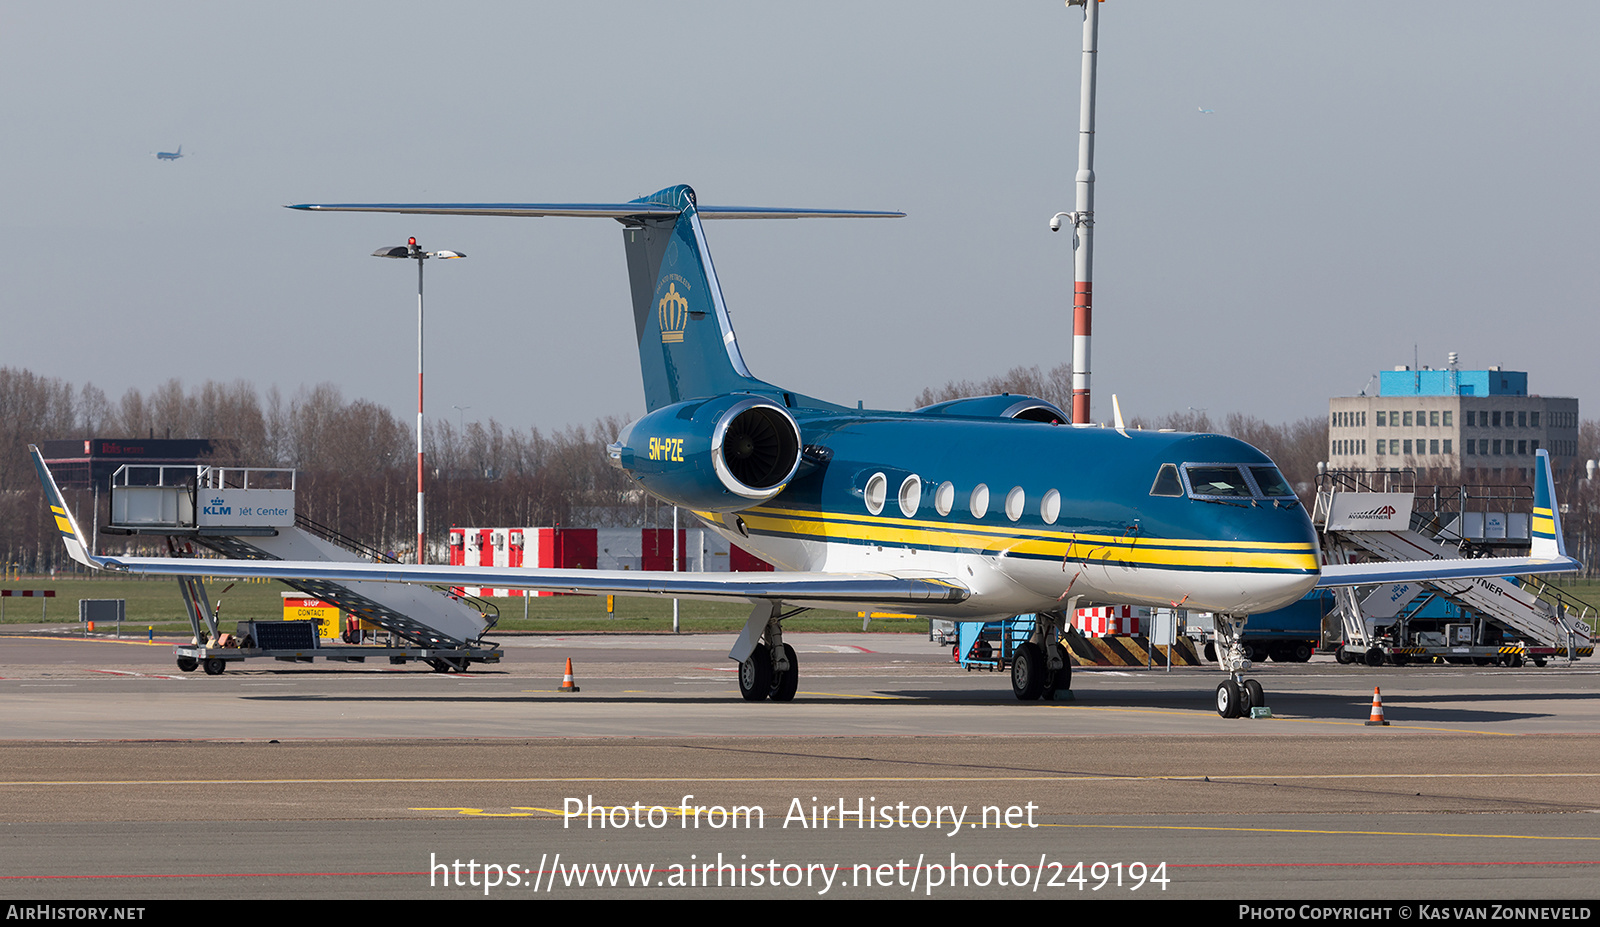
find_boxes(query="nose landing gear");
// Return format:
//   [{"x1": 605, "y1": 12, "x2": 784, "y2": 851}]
[{"x1": 1212, "y1": 614, "x2": 1268, "y2": 718}]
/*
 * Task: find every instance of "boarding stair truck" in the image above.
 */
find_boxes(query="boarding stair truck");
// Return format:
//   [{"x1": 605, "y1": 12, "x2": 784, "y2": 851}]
[
  {"x1": 102, "y1": 463, "x2": 501, "y2": 675},
  {"x1": 1315, "y1": 469, "x2": 1594, "y2": 666}
]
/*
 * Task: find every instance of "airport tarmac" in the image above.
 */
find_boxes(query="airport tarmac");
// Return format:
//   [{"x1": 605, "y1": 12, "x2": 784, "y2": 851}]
[{"x1": 3, "y1": 629, "x2": 1599, "y2": 900}]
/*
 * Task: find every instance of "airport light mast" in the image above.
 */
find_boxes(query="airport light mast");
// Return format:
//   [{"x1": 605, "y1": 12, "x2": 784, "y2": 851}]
[
  {"x1": 373, "y1": 238, "x2": 465, "y2": 565},
  {"x1": 1055, "y1": 0, "x2": 1100, "y2": 424}
]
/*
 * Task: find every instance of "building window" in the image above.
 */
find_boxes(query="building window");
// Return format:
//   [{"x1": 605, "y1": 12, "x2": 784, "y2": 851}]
[
  {"x1": 1465, "y1": 440, "x2": 1474, "y2": 455},
  {"x1": 1403, "y1": 412, "x2": 1413, "y2": 427},
  {"x1": 1492, "y1": 411, "x2": 1502, "y2": 427},
  {"x1": 1518, "y1": 411, "x2": 1527, "y2": 428},
  {"x1": 1376, "y1": 411, "x2": 1386, "y2": 426},
  {"x1": 1518, "y1": 440, "x2": 1527, "y2": 455},
  {"x1": 1403, "y1": 440, "x2": 1413, "y2": 454},
  {"x1": 1430, "y1": 439, "x2": 1439, "y2": 455},
  {"x1": 1532, "y1": 440, "x2": 1540, "y2": 453},
  {"x1": 1531, "y1": 411, "x2": 1540, "y2": 427},
  {"x1": 1443, "y1": 440, "x2": 1453, "y2": 455},
  {"x1": 1466, "y1": 411, "x2": 1475, "y2": 427},
  {"x1": 1493, "y1": 440, "x2": 1502, "y2": 455},
  {"x1": 1430, "y1": 411, "x2": 1439, "y2": 427},
  {"x1": 1443, "y1": 411, "x2": 1452, "y2": 427},
  {"x1": 1376, "y1": 441, "x2": 1386, "y2": 456},
  {"x1": 1390, "y1": 439, "x2": 1400, "y2": 455}
]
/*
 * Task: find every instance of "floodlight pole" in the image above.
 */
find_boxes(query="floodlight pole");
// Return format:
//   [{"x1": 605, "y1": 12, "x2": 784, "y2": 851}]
[{"x1": 374, "y1": 238, "x2": 465, "y2": 565}]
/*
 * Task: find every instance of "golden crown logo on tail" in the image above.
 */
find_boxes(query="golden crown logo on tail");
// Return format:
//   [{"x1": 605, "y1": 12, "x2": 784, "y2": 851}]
[{"x1": 658, "y1": 281, "x2": 690, "y2": 343}]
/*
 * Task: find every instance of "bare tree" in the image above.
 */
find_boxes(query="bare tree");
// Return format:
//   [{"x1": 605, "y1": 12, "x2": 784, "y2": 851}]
[{"x1": 910, "y1": 363, "x2": 1073, "y2": 411}]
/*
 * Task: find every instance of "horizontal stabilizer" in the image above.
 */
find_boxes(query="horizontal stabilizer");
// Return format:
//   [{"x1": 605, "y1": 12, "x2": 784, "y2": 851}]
[{"x1": 287, "y1": 198, "x2": 902, "y2": 222}]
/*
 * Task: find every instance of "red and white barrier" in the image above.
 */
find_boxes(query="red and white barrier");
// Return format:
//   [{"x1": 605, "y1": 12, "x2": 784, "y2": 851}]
[{"x1": 1074, "y1": 605, "x2": 1150, "y2": 637}]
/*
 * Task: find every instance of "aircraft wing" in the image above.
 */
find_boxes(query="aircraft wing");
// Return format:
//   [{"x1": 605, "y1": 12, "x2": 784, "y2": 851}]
[
  {"x1": 30, "y1": 446, "x2": 966, "y2": 611},
  {"x1": 1315, "y1": 555, "x2": 1582, "y2": 588},
  {"x1": 79, "y1": 554, "x2": 970, "y2": 609}
]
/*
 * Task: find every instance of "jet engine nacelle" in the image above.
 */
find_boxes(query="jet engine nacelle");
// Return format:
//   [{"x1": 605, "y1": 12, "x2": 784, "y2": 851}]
[
  {"x1": 608, "y1": 395, "x2": 803, "y2": 513},
  {"x1": 914, "y1": 394, "x2": 1067, "y2": 424}
]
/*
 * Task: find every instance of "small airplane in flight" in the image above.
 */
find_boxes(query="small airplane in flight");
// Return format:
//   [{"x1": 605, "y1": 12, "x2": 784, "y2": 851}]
[
  {"x1": 154, "y1": 145, "x2": 184, "y2": 161},
  {"x1": 1197, "y1": 107, "x2": 1214, "y2": 114},
  {"x1": 32, "y1": 185, "x2": 1581, "y2": 716}
]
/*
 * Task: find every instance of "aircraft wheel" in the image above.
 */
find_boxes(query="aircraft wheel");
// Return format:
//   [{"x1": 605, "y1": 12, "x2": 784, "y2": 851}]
[
  {"x1": 1292, "y1": 642, "x2": 1314, "y2": 663},
  {"x1": 1244, "y1": 679, "x2": 1265, "y2": 712},
  {"x1": 1215, "y1": 680, "x2": 1242, "y2": 718},
  {"x1": 202, "y1": 658, "x2": 226, "y2": 676},
  {"x1": 770, "y1": 644, "x2": 799, "y2": 702},
  {"x1": 1203, "y1": 641, "x2": 1217, "y2": 663},
  {"x1": 176, "y1": 656, "x2": 199, "y2": 673},
  {"x1": 1011, "y1": 642, "x2": 1046, "y2": 701},
  {"x1": 739, "y1": 652, "x2": 772, "y2": 702}
]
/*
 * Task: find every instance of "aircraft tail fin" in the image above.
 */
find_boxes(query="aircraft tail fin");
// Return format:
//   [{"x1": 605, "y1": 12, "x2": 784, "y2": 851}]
[
  {"x1": 621, "y1": 185, "x2": 772, "y2": 409},
  {"x1": 286, "y1": 184, "x2": 901, "y2": 412},
  {"x1": 29, "y1": 446, "x2": 100, "y2": 570},
  {"x1": 1531, "y1": 449, "x2": 1568, "y2": 560}
]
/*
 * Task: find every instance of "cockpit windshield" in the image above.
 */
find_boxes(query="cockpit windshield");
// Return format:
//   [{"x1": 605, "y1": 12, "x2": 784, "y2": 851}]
[
  {"x1": 1175, "y1": 463, "x2": 1298, "y2": 504},
  {"x1": 1184, "y1": 466, "x2": 1253, "y2": 498},
  {"x1": 1248, "y1": 465, "x2": 1295, "y2": 498}
]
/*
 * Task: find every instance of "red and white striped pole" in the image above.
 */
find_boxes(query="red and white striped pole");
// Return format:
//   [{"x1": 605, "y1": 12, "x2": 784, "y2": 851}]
[
  {"x1": 1068, "y1": 0, "x2": 1099, "y2": 424},
  {"x1": 415, "y1": 244, "x2": 426, "y2": 565}
]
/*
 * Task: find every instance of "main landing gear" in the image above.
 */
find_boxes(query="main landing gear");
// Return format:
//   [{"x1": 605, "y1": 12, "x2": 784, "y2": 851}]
[
  {"x1": 1212, "y1": 614, "x2": 1267, "y2": 719},
  {"x1": 1010, "y1": 611, "x2": 1072, "y2": 701},
  {"x1": 733, "y1": 601, "x2": 802, "y2": 702}
]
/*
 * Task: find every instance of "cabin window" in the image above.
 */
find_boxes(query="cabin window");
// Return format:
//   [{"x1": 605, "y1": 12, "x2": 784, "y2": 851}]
[
  {"x1": 864, "y1": 472, "x2": 887, "y2": 515},
  {"x1": 1149, "y1": 464, "x2": 1183, "y2": 497},
  {"x1": 1040, "y1": 488, "x2": 1061, "y2": 524},
  {"x1": 969, "y1": 484, "x2": 990, "y2": 519},
  {"x1": 1005, "y1": 486, "x2": 1025, "y2": 522},
  {"x1": 898, "y1": 475, "x2": 922, "y2": 518},
  {"x1": 934, "y1": 481, "x2": 955, "y2": 516}
]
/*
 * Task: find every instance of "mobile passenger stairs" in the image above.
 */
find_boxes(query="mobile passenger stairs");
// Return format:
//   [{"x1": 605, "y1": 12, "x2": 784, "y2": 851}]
[
  {"x1": 1314, "y1": 469, "x2": 1594, "y2": 667},
  {"x1": 102, "y1": 464, "x2": 501, "y2": 675}
]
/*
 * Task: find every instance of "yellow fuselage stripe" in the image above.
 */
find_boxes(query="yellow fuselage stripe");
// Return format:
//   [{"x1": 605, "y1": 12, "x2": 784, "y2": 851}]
[{"x1": 724, "y1": 506, "x2": 1318, "y2": 572}]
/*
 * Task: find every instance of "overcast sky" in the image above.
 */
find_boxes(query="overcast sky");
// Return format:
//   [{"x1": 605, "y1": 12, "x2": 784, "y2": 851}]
[{"x1": 4, "y1": 2, "x2": 1597, "y2": 437}]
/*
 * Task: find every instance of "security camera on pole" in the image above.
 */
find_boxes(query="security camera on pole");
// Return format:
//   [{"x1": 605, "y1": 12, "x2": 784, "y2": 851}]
[{"x1": 373, "y1": 237, "x2": 465, "y2": 565}]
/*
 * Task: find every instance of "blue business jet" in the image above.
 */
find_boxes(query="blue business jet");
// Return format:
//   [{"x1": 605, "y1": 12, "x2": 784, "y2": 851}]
[
  {"x1": 31, "y1": 185, "x2": 1580, "y2": 716},
  {"x1": 154, "y1": 145, "x2": 183, "y2": 161}
]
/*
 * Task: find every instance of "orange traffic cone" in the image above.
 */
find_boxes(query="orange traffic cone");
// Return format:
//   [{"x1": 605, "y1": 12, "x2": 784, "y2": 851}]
[
  {"x1": 559, "y1": 657, "x2": 580, "y2": 693},
  {"x1": 1364, "y1": 686, "x2": 1389, "y2": 726}
]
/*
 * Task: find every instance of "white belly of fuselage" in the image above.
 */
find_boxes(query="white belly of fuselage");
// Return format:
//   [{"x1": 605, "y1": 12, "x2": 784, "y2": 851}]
[{"x1": 702, "y1": 520, "x2": 1317, "y2": 620}]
